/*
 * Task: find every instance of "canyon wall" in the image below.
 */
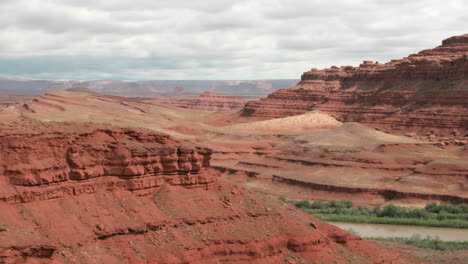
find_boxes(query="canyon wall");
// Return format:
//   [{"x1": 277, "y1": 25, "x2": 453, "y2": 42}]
[
  {"x1": 241, "y1": 34, "x2": 468, "y2": 136},
  {"x1": 0, "y1": 122, "x2": 423, "y2": 263}
]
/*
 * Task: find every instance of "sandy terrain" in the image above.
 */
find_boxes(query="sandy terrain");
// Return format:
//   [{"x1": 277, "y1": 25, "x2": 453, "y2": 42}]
[{"x1": 225, "y1": 111, "x2": 342, "y2": 133}]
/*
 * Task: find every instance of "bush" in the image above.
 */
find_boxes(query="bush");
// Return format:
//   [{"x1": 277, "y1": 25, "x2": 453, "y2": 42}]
[
  {"x1": 295, "y1": 200, "x2": 311, "y2": 209},
  {"x1": 456, "y1": 204, "x2": 468, "y2": 214},
  {"x1": 425, "y1": 202, "x2": 439, "y2": 213},
  {"x1": 342, "y1": 200, "x2": 353, "y2": 208},
  {"x1": 310, "y1": 200, "x2": 324, "y2": 209},
  {"x1": 329, "y1": 200, "x2": 339, "y2": 208},
  {"x1": 381, "y1": 204, "x2": 400, "y2": 217}
]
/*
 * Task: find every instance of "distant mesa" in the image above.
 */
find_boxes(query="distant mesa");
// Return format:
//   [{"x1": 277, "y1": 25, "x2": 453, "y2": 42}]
[
  {"x1": 0, "y1": 79, "x2": 299, "y2": 96},
  {"x1": 150, "y1": 91, "x2": 247, "y2": 111},
  {"x1": 66, "y1": 86, "x2": 96, "y2": 93},
  {"x1": 199, "y1": 91, "x2": 244, "y2": 100},
  {"x1": 241, "y1": 33, "x2": 468, "y2": 136},
  {"x1": 173, "y1": 86, "x2": 187, "y2": 94}
]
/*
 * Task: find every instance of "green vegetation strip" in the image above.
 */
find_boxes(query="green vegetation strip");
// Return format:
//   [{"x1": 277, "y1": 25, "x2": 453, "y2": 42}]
[
  {"x1": 369, "y1": 235, "x2": 468, "y2": 251},
  {"x1": 345, "y1": 227, "x2": 468, "y2": 251},
  {"x1": 311, "y1": 213, "x2": 468, "y2": 229},
  {"x1": 280, "y1": 197, "x2": 468, "y2": 229}
]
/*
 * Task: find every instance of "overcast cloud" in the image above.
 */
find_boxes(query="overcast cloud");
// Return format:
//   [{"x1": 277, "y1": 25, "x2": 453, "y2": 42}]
[{"x1": 0, "y1": 0, "x2": 466, "y2": 80}]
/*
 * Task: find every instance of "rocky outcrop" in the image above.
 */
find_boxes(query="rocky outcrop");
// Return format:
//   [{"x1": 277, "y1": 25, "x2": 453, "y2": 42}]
[
  {"x1": 151, "y1": 91, "x2": 246, "y2": 111},
  {"x1": 0, "y1": 125, "x2": 213, "y2": 188},
  {"x1": 0, "y1": 122, "x2": 424, "y2": 263},
  {"x1": 241, "y1": 34, "x2": 468, "y2": 136},
  {"x1": 0, "y1": 178, "x2": 423, "y2": 264}
]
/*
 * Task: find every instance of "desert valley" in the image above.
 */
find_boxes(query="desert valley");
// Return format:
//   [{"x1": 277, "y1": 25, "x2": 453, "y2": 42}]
[
  {"x1": 0, "y1": 5, "x2": 468, "y2": 256},
  {"x1": 0, "y1": 33, "x2": 466, "y2": 263}
]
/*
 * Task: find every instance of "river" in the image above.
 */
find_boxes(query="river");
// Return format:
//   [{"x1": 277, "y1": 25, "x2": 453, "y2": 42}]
[{"x1": 331, "y1": 222, "x2": 468, "y2": 241}]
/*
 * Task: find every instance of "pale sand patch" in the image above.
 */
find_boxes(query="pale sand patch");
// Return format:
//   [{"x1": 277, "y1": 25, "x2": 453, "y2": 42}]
[{"x1": 226, "y1": 111, "x2": 342, "y2": 132}]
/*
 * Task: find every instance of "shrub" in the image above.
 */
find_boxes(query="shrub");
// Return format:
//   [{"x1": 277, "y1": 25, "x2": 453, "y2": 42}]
[
  {"x1": 342, "y1": 200, "x2": 353, "y2": 208},
  {"x1": 310, "y1": 200, "x2": 324, "y2": 209},
  {"x1": 295, "y1": 200, "x2": 311, "y2": 209},
  {"x1": 381, "y1": 205, "x2": 400, "y2": 217}
]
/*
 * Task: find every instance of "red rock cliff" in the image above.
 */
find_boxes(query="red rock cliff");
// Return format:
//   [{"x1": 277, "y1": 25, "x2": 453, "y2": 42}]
[
  {"x1": 0, "y1": 122, "x2": 424, "y2": 263},
  {"x1": 0, "y1": 124, "x2": 213, "y2": 189},
  {"x1": 242, "y1": 34, "x2": 468, "y2": 135}
]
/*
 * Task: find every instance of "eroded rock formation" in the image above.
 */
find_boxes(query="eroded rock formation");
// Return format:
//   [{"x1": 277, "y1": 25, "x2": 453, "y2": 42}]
[
  {"x1": 0, "y1": 122, "x2": 425, "y2": 263},
  {"x1": 242, "y1": 34, "x2": 468, "y2": 136},
  {"x1": 151, "y1": 91, "x2": 246, "y2": 111},
  {"x1": 0, "y1": 125, "x2": 213, "y2": 188}
]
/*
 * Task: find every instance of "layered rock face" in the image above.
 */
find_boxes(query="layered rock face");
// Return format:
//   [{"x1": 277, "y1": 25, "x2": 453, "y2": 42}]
[
  {"x1": 0, "y1": 122, "x2": 422, "y2": 263},
  {"x1": 151, "y1": 91, "x2": 246, "y2": 111},
  {"x1": 0, "y1": 125, "x2": 213, "y2": 190},
  {"x1": 242, "y1": 34, "x2": 468, "y2": 135}
]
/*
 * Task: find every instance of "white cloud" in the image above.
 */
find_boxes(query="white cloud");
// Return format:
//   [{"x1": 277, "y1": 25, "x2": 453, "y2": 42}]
[{"x1": 0, "y1": 0, "x2": 466, "y2": 80}]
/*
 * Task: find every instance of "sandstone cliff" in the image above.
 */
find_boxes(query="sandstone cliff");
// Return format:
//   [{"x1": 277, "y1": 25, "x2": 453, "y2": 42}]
[
  {"x1": 0, "y1": 122, "x2": 424, "y2": 263},
  {"x1": 241, "y1": 34, "x2": 468, "y2": 136}
]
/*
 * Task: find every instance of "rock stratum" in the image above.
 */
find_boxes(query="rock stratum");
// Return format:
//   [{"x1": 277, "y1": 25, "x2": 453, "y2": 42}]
[
  {"x1": 150, "y1": 91, "x2": 246, "y2": 111},
  {"x1": 241, "y1": 34, "x2": 468, "y2": 136},
  {"x1": 0, "y1": 124, "x2": 213, "y2": 189},
  {"x1": 0, "y1": 122, "x2": 424, "y2": 263}
]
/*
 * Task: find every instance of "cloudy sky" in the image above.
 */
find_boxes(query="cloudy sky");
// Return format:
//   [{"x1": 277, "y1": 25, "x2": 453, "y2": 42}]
[{"x1": 0, "y1": 0, "x2": 466, "y2": 80}]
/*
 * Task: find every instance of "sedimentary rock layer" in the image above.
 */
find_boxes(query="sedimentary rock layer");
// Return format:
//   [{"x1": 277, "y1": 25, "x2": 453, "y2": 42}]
[
  {"x1": 151, "y1": 91, "x2": 246, "y2": 111},
  {"x1": 241, "y1": 34, "x2": 468, "y2": 136},
  {"x1": 0, "y1": 122, "x2": 423, "y2": 263},
  {"x1": 0, "y1": 125, "x2": 212, "y2": 187}
]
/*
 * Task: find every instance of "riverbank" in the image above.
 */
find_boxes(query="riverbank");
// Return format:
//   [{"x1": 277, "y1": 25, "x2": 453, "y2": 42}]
[
  {"x1": 285, "y1": 198, "x2": 468, "y2": 229},
  {"x1": 333, "y1": 222, "x2": 468, "y2": 242},
  {"x1": 370, "y1": 235, "x2": 468, "y2": 251},
  {"x1": 313, "y1": 213, "x2": 468, "y2": 228}
]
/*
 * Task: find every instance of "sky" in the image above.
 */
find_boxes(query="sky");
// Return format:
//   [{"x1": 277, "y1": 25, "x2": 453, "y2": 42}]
[{"x1": 0, "y1": 0, "x2": 466, "y2": 80}]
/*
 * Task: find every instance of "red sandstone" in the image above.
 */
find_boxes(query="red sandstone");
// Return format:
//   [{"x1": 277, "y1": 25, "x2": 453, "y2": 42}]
[
  {"x1": 0, "y1": 122, "x2": 426, "y2": 263},
  {"x1": 241, "y1": 34, "x2": 468, "y2": 136}
]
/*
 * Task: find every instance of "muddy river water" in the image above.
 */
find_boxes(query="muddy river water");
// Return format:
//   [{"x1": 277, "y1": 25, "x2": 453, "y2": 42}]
[{"x1": 332, "y1": 222, "x2": 468, "y2": 241}]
